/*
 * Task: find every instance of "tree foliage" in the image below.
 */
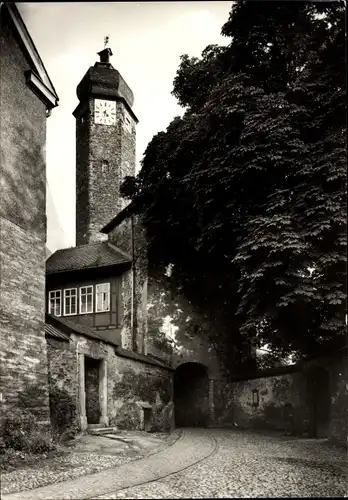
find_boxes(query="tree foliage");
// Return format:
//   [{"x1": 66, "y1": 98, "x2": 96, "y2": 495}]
[{"x1": 123, "y1": 1, "x2": 346, "y2": 362}]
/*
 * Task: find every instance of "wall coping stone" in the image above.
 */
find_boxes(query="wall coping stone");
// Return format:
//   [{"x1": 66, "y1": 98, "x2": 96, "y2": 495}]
[{"x1": 115, "y1": 346, "x2": 174, "y2": 371}]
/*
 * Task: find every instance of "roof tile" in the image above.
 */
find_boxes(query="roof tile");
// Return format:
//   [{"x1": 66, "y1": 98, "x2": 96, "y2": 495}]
[
  {"x1": 45, "y1": 323, "x2": 70, "y2": 341},
  {"x1": 46, "y1": 241, "x2": 131, "y2": 274},
  {"x1": 45, "y1": 315, "x2": 172, "y2": 370},
  {"x1": 46, "y1": 314, "x2": 120, "y2": 347}
]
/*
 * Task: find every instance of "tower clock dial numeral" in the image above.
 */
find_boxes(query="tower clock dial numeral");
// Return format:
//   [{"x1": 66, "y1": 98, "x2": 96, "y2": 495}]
[{"x1": 94, "y1": 99, "x2": 116, "y2": 125}]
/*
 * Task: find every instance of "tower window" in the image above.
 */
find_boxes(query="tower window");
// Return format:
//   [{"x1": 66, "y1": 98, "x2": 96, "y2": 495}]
[
  {"x1": 252, "y1": 388, "x2": 260, "y2": 407},
  {"x1": 96, "y1": 283, "x2": 110, "y2": 312},
  {"x1": 64, "y1": 288, "x2": 77, "y2": 316},
  {"x1": 49, "y1": 290, "x2": 61, "y2": 316},
  {"x1": 101, "y1": 160, "x2": 109, "y2": 173},
  {"x1": 80, "y1": 286, "x2": 93, "y2": 314},
  {"x1": 123, "y1": 112, "x2": 132, "y2": 133}
]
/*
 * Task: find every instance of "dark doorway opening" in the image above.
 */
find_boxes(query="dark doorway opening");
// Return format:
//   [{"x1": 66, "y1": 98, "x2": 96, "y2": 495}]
[
  {"x1": 85, "y1": 356, "x2": 101, "y2": 425},
  {"x1": 143, "y1": 407, "x2": 152, "y2": 432},
  {"x1": 308, "y1": 367, "x2": 331, "y2": 438},
  {"x1": 174, "y1": 362, "x2": 209, "y2": 427}
]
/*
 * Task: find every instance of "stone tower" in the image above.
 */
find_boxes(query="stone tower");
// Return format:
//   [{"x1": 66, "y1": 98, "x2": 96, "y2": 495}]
[{"x1": 73, "y1": 47, "x2": 137, "y2": 246}]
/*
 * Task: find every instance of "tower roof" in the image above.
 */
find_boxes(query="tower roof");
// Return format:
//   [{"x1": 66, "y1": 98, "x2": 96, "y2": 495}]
[{"x1": 75, "y1": 47, "x2": 134, "y2": 109}]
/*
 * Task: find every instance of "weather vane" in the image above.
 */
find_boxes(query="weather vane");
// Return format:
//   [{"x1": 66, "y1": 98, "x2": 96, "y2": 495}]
[{"x1": 104, "y1": 35, "x2": 110, "y2": 49}]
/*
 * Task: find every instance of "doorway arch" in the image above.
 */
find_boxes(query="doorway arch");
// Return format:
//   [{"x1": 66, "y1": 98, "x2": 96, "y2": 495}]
[
  {"x1": 174, "y1": 362, "x2": 210, "y2": 427},
  {"x1": 308, "y1": 367, "x2": 331, "y2": 438}
]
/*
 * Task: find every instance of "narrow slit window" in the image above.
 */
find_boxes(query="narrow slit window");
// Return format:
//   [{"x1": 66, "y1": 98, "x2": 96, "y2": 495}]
[
  {"x1": 80, "y1": 286, "x2": 93, "y2": 314},
  {"x1": 252, "y1": 388, "x2": 260, "y2": 407},
  {"x1": 64, "y1": 288, "x2": 77, "y2": 316},
  {"x1": 101, "y1": 160, "x2": 109, "y2": 173},
  {"x1": 49, "y1": 290, "x2": 61, "y2": 316},
  {"x1": 123, "y1": 112, "x2": 132, "y2": 133},
  {"x1": 96, "y1": 283, "x2": 110, "y2": 312}
]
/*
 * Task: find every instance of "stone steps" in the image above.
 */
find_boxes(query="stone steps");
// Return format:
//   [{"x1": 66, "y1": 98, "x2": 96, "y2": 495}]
[{"x1": 87, "y1": 426, "x2": 118, "y2": 435}]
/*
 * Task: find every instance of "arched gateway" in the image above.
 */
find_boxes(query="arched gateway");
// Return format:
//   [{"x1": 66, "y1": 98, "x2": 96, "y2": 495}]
[{"x1": 174, "y1": 362, "x2": 210, "y2": 427}]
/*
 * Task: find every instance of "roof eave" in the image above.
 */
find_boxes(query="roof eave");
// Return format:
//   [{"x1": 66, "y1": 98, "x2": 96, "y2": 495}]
[
  {"x1": 5, "y1": 3, "x2": 59, "y2": 108},
  {"x1": 46, "y1": 313, "x2": 119, "y2": 348},
  {"x1": 46, "y1": 259, "x2": 131, "y2": 276},
  {"x1": 25, "y1": 70, "x2": 59, "y2": 109},
  {"x1": 101, "y1": 203, "x2": 135, "y2": 234}
]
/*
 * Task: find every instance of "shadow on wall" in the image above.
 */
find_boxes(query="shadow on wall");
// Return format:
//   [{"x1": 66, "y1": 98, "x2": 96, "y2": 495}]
[
  {"x1": 48, "y1": 377, "x2": 79, "y2": 439},
  {"x1": 26, "y1": 379, "x2": 77, "y2": 440},
  {"x1": 306, "y1": 366, "x2": 331, "y2": 438},
  {"x1": 110, "y1": 367, "x2": 174, "y2": 433},
  {"x1": 0, "y1": 379, "x2": 78, "y2": 443}
]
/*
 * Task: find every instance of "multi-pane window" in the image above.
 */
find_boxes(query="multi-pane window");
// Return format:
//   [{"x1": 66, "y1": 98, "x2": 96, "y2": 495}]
[
  {"x1": 64, "y1": 288, "x2": 77, "y2": 316},
  {"x1": 79, "y1": 286, "x2": 93, "y2": 314},
  {"x1": 49, "y1": 290, "x2": 61, "y2": 316},
  {"x1": 96, "y1": 283, "x2": 110, "y2": 312}
]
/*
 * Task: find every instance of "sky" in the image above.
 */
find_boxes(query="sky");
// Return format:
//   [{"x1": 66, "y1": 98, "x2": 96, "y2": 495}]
[{"x1": 18, "y1": 2, "x2": 232, "y2": 253}]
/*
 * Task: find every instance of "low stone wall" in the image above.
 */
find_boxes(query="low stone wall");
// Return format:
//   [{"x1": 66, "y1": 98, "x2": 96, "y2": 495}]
[
  {"x1": 108, "y1": 352, "x2": 173, "y2": 432},
  {"x1": 229, "y1": 371, "x2": 310, "y2": 435},
  {"x1": 225, "y1": 357, "x2": 347, "y2": 444},
  {"x1": 46, "y1": 333, "x2": 174, "y2": 433}
]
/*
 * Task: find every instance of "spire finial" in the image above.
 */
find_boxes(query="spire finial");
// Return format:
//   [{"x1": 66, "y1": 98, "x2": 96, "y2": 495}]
[{"x1": 97, "y1": 42, "x2": 113, "y2": 64}]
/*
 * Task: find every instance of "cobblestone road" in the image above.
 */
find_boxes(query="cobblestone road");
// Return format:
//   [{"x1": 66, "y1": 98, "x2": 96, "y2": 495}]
[
  {"x1": 95, "y1": 429, "x2": 347, "y2": 499},
  {"x1": 3, "y1": 429, "x2": 347, "y2": 499}
]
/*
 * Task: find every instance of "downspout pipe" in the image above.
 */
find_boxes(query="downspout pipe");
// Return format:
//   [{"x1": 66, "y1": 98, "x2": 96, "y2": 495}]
[{"x1": 131, "y1": 215, "x2": 137, "y2": 352}]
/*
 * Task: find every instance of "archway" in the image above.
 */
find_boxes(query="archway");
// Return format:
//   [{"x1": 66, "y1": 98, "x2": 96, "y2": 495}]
[
  {"x1": 174, "y1": 362, "x2": 210, "y2": 427},
  {"x1": 308, "y1": 367, "x2": 331, "y2": 438}
]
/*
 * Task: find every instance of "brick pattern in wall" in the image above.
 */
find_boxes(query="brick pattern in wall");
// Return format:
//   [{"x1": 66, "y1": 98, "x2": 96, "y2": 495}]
[
  {"x1": 46, "y1": 339, "x2": 78, "y2": 431},
  {"x1": 0, "y1": 218, "x2": 50, "y2": 424},
  {"x1": 0, "y1": 8, "x2": 51, "y2": 425},
  {"x1": 0, "y1": 11, "x2": 47, "y2": 239}
]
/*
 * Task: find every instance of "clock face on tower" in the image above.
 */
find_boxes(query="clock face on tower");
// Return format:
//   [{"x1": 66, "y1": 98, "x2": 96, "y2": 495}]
[{"x1": 94, "y1": 99, "x2": 116, "y2": 125}]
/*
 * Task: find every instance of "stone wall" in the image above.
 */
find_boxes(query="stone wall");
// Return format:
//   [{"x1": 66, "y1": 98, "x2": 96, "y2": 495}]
[
  {"x1": 308, "y1": 356, "x2": 347, "y2": 444},
  {"x1": 227, "y1": 357, "x2": 347, "y2": 444},
  {"x1": 46, "y1": 338, "x2": 78, "y2": 433},
  {"x1": 108, "y1": 216, "x2": 148, "y2": 353},
  {"x1": 328, "y1": 357, "x2": 347, "y2": 442},
  {"x1": 47, "y1": 333, "x2": 174, "y2": 433},
  {"x1": 228, "y1": 370, "x2": 310, "y2": 435},
  {"x1": 146, "y1": 276, "x2": 223, "y2": 380},
  {"x1": 108, "y1": 351, "x2": 173, "y2": 432},
  {"x1": 75, "y1": 96, "x2": 136, "y2": 246},
  {"x1": 109, "y1": 215, "x2": 227, "y2": 430},
  {"x1": 0, "y1": 9, "x2": 50, "y2": 425}
]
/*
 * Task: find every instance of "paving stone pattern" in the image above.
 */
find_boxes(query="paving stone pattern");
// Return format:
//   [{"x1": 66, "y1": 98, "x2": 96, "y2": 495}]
[
  {"x1": 2, "y1": 429, "x2": 347, "y2": 500},
  {"x1": 95, "y1": 430, "x2": 347, "y2": 499},
  {"x1": 1, "y1": 429, "x2": 214, "y2": 500}
]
